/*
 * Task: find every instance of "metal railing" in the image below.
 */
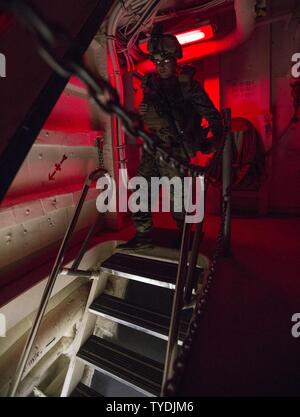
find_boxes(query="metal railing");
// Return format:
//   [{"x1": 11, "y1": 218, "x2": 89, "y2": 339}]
[
  {"x1": 161, "y1": 109, "x2": 233, "y2": 395},
  {"x1": 8, "y1": 168, "x2": 107, "y2": 397}
]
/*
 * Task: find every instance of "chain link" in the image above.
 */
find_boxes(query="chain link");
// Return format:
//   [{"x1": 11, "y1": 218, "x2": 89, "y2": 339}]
[
  {"x1": 0, "y1": 0, "x2": 209, "y2": 176},
  {"x1": 163, "y1": 196, "x2": 229, "y2": 396}
]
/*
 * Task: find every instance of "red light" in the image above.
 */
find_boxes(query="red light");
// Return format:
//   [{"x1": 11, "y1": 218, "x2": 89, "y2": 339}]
[
  {"x1": 176, "y1": 25, "x2": 214, "y2": 45},
  {"x1": 139, "y1": 24, "x2": 214, "y2": 54},
  {"x1": 176, "y1": 30, "x2": 206, "y2": 44}
]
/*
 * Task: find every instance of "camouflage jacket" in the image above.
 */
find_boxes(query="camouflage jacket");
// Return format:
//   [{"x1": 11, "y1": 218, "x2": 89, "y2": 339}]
[{"x1": 139, "y1": 69, "x2": 223, "y2": 156}]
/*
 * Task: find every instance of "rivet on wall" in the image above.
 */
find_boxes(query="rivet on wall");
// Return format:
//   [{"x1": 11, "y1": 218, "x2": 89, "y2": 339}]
[
  {"x1": 47, "y1": 218, "x2": 54, "y2": 227},
  {"x1": 5, "y1": 233, "x2": 12, "y2": 243}
]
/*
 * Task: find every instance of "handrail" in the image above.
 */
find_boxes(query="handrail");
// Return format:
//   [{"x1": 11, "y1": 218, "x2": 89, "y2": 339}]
[
  {"x1": 161, "y1": 108, "x2": 233, "y2": 396},
  {"x1": 8, "y1": 168, "x2": 107, "y2": 397},
  {"x1": 161, "y1": 221, "x2": 192, "y2": 391},
  {"x1": 183, "y1": 220, "x2": 204, "y2": 304},
  {"x1": 222, "y1": 109, "x2": 233, "y2": 256}
]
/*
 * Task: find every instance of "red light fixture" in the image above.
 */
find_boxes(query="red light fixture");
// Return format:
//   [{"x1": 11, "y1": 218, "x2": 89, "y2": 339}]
[
  {"x1": 139, "y1": 24, "x2": 214, "y2": 54},
  {"x1": 176, "y1": 29, "x2": 206, "y2": 45},
  {"x1": 176, "y1": 25, "x2": 214, "y2": 45}
]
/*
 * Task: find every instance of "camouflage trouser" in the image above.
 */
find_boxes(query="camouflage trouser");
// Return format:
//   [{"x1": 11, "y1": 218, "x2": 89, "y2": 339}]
[{"x1": 133, "y1": 151, "x2": 186, "y2": 234}]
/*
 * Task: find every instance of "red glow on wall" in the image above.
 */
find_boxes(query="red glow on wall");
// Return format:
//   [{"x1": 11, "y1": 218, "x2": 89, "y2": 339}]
[
  {"x1": 204, "y1": 77, "x2": 220, "y2": 110},
  {"x1": 44, "y1": 76, "x2": 92, "y2": 132},
  {"x1": 139, "y1": 24, "x2": 214, "y2": 54}
]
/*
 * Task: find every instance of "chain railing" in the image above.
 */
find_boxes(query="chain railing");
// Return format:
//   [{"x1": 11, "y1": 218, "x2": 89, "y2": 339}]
[{"x1": 0, "y1": 0, "x2": 232, "y2": 397}]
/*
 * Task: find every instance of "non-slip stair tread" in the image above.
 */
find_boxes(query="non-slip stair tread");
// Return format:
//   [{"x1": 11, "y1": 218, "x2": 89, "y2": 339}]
[
  {"x1": 101, "y1": 253, "x2": 203, "y2": 287},
  {"x1": 90, "y1": 293, "x2": 190, "y2": 340},
  {"x1": 71, "y1": 382, "x2": 103, "y2": 397},
  {"x1": 78, "y1": 335, "x2": 163, "y2": 396}
]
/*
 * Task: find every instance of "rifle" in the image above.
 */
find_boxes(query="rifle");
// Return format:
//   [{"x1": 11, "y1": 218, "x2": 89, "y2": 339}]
[{"x1": 149, "y1": 74, "x2": 216, "y2": 158}]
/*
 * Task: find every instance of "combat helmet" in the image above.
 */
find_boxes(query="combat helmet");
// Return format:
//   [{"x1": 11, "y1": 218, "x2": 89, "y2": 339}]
[{"x1": 147, "y1": 24, "x2": 182, "y2": 61}]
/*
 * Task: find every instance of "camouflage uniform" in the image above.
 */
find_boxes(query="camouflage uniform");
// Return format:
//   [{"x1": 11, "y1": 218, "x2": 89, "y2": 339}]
[
  {"x1": 133, "y1": 69, "x2": 223, "y2": 234},
  {"x1": 117, "y1": 30, "x2": 223, "y2": 250}
]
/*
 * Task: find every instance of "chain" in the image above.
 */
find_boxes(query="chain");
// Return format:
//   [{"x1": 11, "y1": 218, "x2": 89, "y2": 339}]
[
  {"x1": 95, "y1": 136, "x2": 105, "y2": 169},
  {"x1": 163, "y1": 196, "x2": 229, "y2": 396},
  {"x1": 0, "y1": 0, "x2": 209, "y2": 177}
]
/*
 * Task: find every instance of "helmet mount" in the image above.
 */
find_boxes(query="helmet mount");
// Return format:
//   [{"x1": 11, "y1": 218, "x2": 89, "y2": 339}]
[{"x1": 147, "y1": 24, "x2": 183, "y2": 61}]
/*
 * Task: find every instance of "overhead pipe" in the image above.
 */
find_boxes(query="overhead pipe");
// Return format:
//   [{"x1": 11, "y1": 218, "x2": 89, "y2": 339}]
[
  {"x1": 105, "y1": 0, "x2": 158, "y2": 227},
  {"x1": 106, "y1": 1, "x2": 134, "y2": 228},
  {"x1": 106, "y1": 0, "x2": 156, "y2": 172},
  {"x1": 106, "y1": 1, "x2": 130, "y2": 186}
]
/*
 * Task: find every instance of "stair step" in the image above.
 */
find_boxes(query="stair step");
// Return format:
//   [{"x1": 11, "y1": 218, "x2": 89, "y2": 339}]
[
  {"x1": 89, "y1": 294, "x2": 190, "y2": 342},
  {"x1": 71, "y1": 382, "x2": 103, "y2": 397},
  {"x1": 101, "y1": 253, "x2": 203, "y2": 289},
  {"x1": 77, "y1": 335, "x2": 163, "y2": 396}
]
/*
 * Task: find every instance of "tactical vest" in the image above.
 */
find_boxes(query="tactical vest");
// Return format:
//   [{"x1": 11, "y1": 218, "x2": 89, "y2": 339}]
[{"x1": 140, "y1": 68, "x2": 206, "y2": 156}]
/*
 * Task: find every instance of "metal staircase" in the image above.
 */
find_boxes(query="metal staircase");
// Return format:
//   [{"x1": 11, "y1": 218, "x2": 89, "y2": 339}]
[
  {"x1": 89, "y1": 292, "x2": 190, "y2": 342},
  {"x1": 7, "y1": 109, "x2": 232, "y2": 397},
  {"x1": 61, "y1": 249, "x2": 205, "y2": 397},
  {"x1": 100, "y1": 252, "x2": 203, "y2": 290}
]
